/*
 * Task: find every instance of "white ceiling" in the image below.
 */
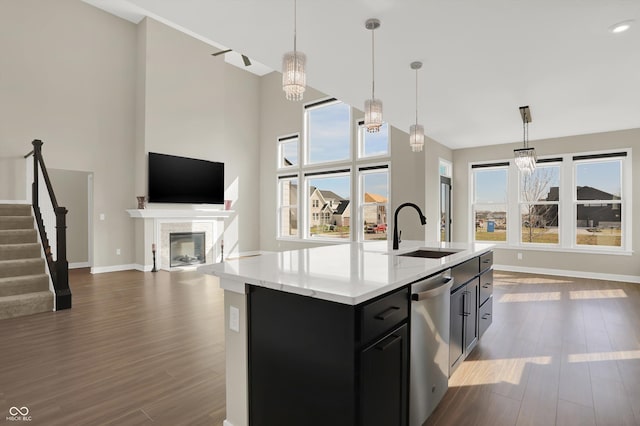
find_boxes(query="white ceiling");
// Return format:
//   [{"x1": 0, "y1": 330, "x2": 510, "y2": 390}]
[{"x1": 83, "y1": 0, "x2": 640, "y2": 149}]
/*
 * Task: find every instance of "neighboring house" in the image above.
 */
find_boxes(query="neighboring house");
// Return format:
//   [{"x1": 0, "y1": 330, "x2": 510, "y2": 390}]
[
  {"x1": 537, "y1": 186, "x2": 621, "y2": 228},
  {"x1": 363, "y1": 192, "x2": 387, "y2": 225},
  {"x1": 332, "y1": 200, "x2": 351, "y2": 227}
]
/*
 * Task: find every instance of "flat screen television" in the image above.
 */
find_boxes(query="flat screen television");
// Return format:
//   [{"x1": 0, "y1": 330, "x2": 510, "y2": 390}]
[{"x1": 148, "y1": 152, "x2": 224, "y2": 204}]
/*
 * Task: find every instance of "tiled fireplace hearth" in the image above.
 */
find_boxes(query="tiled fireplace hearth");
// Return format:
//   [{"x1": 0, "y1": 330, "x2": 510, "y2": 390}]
[{"x1": 127, "y1": 208, "x2": 233, "y2": 271}]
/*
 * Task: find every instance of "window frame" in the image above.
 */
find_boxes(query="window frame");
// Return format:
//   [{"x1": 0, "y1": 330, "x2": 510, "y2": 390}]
[
  {"x1": 518, "y1": 160, "x2": 562, "y2": 246},
  {"x1": 470, "y1": 162, "x2": 510, "y2": 245},
  {"x1": 276, "y1": 174, "x2": 300, "y2": 240},
  {"x1": 357, "y1": 163, "x2": 390, "y2": 242},
  {"x1": 469, "y1": 149, "x2": 632, "y2": 254},
  {"x1": 304, "y1": 98, "x2": 352, "y2": 166},
  {"x1": 277, "y1": 133, "x2": 300, "y2": 170}
]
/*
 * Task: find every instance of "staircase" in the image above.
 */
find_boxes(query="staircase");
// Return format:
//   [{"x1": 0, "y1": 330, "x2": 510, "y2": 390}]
[{"x1": 0, "y1": 203, "x2": 54, "y2": 319}]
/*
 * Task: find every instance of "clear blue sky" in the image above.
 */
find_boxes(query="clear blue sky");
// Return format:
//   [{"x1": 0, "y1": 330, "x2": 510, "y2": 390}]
[
  {"x1": 308, "y1": 102, "x2": 350, "y2": 163},
  {"x1": 576, "y1": 160, "x2": 621, "y2": 196}
]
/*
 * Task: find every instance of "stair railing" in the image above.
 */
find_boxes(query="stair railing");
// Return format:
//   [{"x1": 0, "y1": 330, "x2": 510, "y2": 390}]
[{"x1": 24, "y1": 139, "x2": 71, "y2": 310}]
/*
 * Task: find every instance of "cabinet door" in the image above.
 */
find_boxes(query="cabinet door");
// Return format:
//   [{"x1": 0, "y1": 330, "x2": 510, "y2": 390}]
[
  {"x1": 360, "y1": 324, "x2": 408, "y2": 426},
  {"x1": 464, "y1": 278, "x2": 479, "y2": 353},
  {"x1": 449, "y1": 285, "x2": 465, "y2": 370}
]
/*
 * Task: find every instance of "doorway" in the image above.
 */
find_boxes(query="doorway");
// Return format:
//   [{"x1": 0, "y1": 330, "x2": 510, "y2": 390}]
[{"x1": 440, "y1": 176, "x2": 451, "y2": 242}]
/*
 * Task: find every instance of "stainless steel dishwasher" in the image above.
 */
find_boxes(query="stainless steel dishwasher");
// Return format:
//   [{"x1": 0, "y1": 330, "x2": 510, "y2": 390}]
[{"x1": 410, "y1": 269, "x2": 453, "y2": 426}]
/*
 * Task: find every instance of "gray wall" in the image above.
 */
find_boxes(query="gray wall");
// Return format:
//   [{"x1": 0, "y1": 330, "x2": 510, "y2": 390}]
[
  {"x1": 49, "y1": 169, "x2": 91, "y2": 265},
  {"x1": 452, "y1": 128, "x2": 639, "y2": 278},
  {"x1": 135, "y1": 18, "x2": 261, "y2": 261},
  {"x1": 0, "y1": 0, "x2": 137, "y2": 269}
]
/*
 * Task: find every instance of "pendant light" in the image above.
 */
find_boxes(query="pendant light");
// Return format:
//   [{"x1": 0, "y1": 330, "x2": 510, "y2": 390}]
[
  {"x1": 282, "y1": 0, "x2": 306, "y2": 101},
  {"x1": 514, "y1": 105, "x2": 536, "y2": 174},
  {"x1": 364, "y1": 19, "x2": 382, "y2": 133},
  {"x1": 409, "y1": 61, "x2": 424, "y2": 152}
]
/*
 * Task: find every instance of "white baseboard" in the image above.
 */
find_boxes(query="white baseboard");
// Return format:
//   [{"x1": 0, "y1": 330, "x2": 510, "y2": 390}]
[
  {"x1": 494, "y1": 264, "x2": 640, "y2": 284},
  {"x1": 90, "y1": 264, "x2": 137, "y2": 274},
  {"x1": 0, "y1": 199, "x2": 29, "y2": 204},
  {"x1": 133, "y1": 264, "x2": 153, "y2": 272},
  {"x1": 69, "y1": 262, "x2": 90, "y2": 269},
  {"x1": 222, "y1": 420, "x2": 234, "y2": 426}
]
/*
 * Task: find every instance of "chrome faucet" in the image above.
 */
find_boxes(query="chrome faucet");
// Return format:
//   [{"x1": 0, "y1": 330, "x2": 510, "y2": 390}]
[{"x1": 393, "y1": 202, "x2": 427, "y2": 250}]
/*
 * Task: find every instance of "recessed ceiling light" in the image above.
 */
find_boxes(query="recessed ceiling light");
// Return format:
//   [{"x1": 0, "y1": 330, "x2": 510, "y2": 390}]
[{"x1": 608, "y1": 20, "x2": 634, "y2": 34}]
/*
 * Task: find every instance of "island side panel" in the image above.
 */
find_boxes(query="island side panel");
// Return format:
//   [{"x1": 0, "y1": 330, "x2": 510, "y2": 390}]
[
  {"x1": 224, "y1": 287, "x2": 249, "y2": 426},
  {"x1": 248, "y1": 286, "x2": 357, "y2": 426}
]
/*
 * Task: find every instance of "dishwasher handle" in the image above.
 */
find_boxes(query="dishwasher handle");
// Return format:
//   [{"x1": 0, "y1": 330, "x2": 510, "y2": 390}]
[{"x1": 411, "y1": 276, "x2": 453, "y2": 301}]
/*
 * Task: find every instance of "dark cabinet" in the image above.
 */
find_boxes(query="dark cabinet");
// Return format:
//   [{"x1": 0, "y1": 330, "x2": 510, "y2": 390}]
[
  {"x1": 360, "y1": 324, "x2": 408, "y2": 426},
  {"x1": 248, "y1": 285, "x2": 409, "y2": 426},
  {"x1": 449, "y1": 277, "x2": 478, "y2": 372},
  {"x1": 449, "y1": 251, "x2": 493, "y2": 375}
]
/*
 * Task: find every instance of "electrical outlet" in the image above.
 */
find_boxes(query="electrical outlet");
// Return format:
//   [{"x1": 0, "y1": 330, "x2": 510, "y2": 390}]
[
  {"x1": 116, "y1": 248, "x2": 121, "y2": 255},
  {"x1": 99, "y1": 213, "x2": 105, "y2": 221},
  {"x1": 229, "y1": 306, "x2": 240, "y2": 332},
  {"x1": 517, "y1": 252, "x2": 523, "y2": 260}
]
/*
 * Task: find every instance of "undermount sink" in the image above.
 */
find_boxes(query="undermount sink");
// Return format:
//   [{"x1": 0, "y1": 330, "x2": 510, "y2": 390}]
[{"x1": 398, "y1": 249, "x2": 460, "y2": 259}]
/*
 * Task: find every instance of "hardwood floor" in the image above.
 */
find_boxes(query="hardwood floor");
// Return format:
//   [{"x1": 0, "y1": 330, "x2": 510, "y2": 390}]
[
  {"x1": 428, "y1": 271, "x2": 640, "y2": 426},
  {"x1": 0, "y1": 269, "x2": 226, "y2": 425},
  {"x1": 1, "y1": 268, "x2": 639, "y2": 425}
]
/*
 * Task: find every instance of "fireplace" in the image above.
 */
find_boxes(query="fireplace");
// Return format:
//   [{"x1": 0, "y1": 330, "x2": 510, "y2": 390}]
[{"x1": 170, "y1": 232, "x2": 206, "y2": 267}]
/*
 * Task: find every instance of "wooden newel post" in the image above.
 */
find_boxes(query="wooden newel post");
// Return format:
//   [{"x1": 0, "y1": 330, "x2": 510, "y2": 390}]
[{"x1": 55, "y1": 206, "x2": 72, "y2": 309}]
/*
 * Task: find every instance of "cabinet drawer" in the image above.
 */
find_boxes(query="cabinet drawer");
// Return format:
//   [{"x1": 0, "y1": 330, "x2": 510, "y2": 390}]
[
  {"x1": 480, "y1": 251, "x2": 493, "y2": 272},
  {"x1": 361, "y1": 287, "x2": 408, "y2": 345},
  {"x1": 451, "y1": 257, "x2": 479, "y2": 290},
  {"x1": 479, "y1": 269, "x2": 493, "y2": 306},
  {"x1": 479, "y1": 296, "x2": 493, "y2": 337}
]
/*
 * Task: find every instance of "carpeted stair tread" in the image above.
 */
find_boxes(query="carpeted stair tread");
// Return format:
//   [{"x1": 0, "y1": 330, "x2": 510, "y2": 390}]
[
  {"x1": 0, "y1": 258, "x2": 45, "y2": 279},
  {"x1": 0, "y1": 291, "x2": 53, "y2": 320},
  {"x1": 0, "y1": 274, "x2": 49, "y2": 297},
  {"x1": 0, "y1": 204, "x2": 31, "y2": 216},
  {"x1": 0, "y1": 243, "x2": 41, "y2": 261},
  {"x1": 0, "y1": 229, "x2": 38, "y2": 244},
  {"x1": 0, "y1": 216, "x2": 34, "y2": 230}
]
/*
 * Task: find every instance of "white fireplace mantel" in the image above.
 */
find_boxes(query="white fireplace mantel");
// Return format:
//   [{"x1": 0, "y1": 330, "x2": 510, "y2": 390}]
[
  {"x1": 127, "y1": 209, "x2": 232, "y2": 271},
  {"x1": 126, "y1": 209, "x2": 234, "y2": 219}
]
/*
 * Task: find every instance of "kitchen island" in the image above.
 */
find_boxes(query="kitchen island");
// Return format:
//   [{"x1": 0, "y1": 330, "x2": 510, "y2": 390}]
[{"x1": 199, "y1": 240, "x2": 493, "y2": 426}]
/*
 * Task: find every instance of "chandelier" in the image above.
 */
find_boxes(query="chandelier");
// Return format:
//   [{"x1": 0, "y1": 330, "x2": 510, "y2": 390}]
[
  {"x1": 364, "y1": 19, "x2": 382, "y2": 133},
  {"x1": 282, "y1": 0, "x2": 306, "y2": 101},
  {"x1": 409, "y1": 61, "x2": 424, "y2": 152},
  {"x1": 514, "y1": 105, "x2": 536, "y2": 174}
]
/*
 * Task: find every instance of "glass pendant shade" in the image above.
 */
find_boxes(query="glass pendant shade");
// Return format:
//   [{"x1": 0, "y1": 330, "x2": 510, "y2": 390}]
[
  {"x1": 514, "y1": 147, "x2": 537, "y2": 174},
  {"x1": 364, "y1": 98, "x2": 383, "y2": 133},
  {"x1": 409, "y1": 124, "x2": 424, "y2": 152},
  {"x1": 282, "y1": 51, "x2": 306, "y2": 101}
]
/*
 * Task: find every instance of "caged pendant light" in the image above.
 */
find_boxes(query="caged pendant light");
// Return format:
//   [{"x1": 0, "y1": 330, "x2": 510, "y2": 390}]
[
  {"x1": 409, "y1": 61, "x2": 424, "y2": 152},
  {"x1": 282, "y1": 0, "x2": 306, "y2": 101},
  {"x1": 514, "y1": 105, "x2": 536, "y2": 174},
  {"x1": 364, "y1": 19, "x2": 383, "y2": 133}
]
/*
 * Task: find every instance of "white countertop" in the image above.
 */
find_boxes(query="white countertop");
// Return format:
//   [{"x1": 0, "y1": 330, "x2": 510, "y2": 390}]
[{"x1": 198, "y1": 241, "x2": 493, "y2": 305}]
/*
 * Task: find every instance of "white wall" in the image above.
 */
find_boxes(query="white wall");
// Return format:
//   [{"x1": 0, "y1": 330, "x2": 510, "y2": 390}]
[
  {"x1": 453, "y1": 128, "x2": 640, "y2": 279},
  {"x1": 0, "y1": 0, "x2": 137, "y2": 269}
]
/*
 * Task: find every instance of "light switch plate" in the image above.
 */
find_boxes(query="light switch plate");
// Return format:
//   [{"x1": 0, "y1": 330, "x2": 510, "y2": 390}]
[{"x1": 229, "y1": 306, "x2": 240, "y2": 332}]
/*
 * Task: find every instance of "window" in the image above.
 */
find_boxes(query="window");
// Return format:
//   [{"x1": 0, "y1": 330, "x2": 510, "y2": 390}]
[
  {"x1": 278, "y1": 176, "x2": 298, "y2": 238},
  {"x1": 470, "y1": 150, "x2": 631, "y2": 253},
  {"x1": 519, "y1": 162, "x2": 560, "y2": 244},
  {"x1": 277, "y1": 135, "x2": 299, "y2": 168},
  {"x1": 359, "y1": 166, "x2": 389, "y2": 241},
  {"x1": 358, "y1": 120, "x2": 389, "y2": 158},
  {"x1": 277, "y1": 98, "x2": 391, "y2": 242},
  {"x1": 574, "y1": 156, "x2": 623, "y2": 247},
  {"x1": 472, "y1": 163, "x2": 508, "y2": 242},
  {"x1": 307, "y1": 172, "x2": 351, "y2": 239},
  {"x1": 305, "y1": 99, "x2": 350, "y2": 164}
]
